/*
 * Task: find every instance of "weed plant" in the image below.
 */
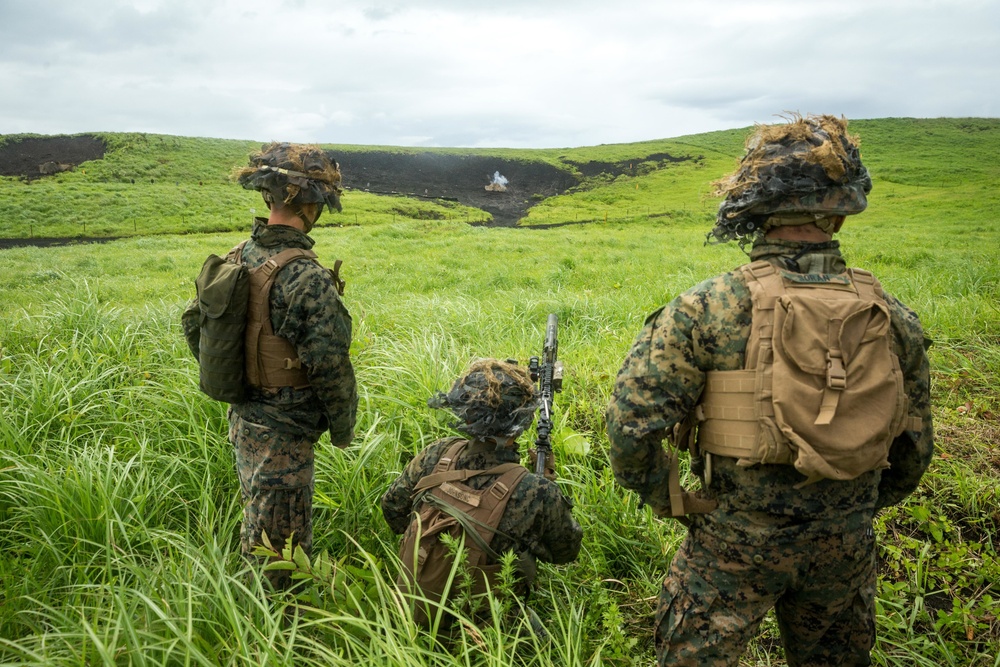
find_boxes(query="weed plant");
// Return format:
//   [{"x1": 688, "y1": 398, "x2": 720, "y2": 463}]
[{"x1": 1, "y1": 119, "x2": 999, "y2": 665}]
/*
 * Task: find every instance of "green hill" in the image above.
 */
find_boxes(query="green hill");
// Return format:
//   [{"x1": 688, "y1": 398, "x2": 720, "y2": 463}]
[{"x1": 3, "y1": 117, "x2": 998, "y2": 240}]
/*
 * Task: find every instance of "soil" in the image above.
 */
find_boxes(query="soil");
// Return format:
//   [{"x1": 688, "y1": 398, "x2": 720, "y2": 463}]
[
  {"x1": 338, "y1": 151, "x2": 578, "y2": 226},
  {"x1": 0, "y1": 135, "x2": 107, "y2": 179},
  {"x1": 0, "y1": 135, "x2": 699, "y2": 248}
]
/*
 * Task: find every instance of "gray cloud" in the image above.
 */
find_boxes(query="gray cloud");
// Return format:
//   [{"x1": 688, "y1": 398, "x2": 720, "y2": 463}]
[{"x1": 1, "y1": 0, "x2": 997, "y2": 147}]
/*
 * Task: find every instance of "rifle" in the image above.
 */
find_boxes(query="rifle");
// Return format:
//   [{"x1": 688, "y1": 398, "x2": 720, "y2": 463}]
[{"x1": 529, "y1": 314, "x2": 564, "y2": 476}]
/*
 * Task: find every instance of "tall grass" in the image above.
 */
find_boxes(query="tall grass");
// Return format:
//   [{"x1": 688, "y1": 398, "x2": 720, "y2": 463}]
[
  {"x1": 2, "y1": 118, "x2": 999, "y2": 664},
  {"x1": 3, "y1": 212, "x2": 998, "y2": 665}
]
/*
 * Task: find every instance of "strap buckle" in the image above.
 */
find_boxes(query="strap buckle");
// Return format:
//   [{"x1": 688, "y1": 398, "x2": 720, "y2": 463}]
[
  {"x1": 261, "y1": 258, "x2": 280, "y2": 277},
  {"x1": 826, "y1": 352, "x2": 847, "y2": 390},
  {"x1": 490, "y1": 482, "x2": 509, "y2": 500}
]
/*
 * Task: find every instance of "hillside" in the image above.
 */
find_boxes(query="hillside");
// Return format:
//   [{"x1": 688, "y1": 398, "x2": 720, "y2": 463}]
[
  {"x1": 2, "y1": 118, "x2": 997, "y2": 245},
  {"x1": 0, "y1": 132, "x2": 706, "y2": 242},
  {"x1": 3, "y1": 118, "x2": 998, "y2": 247}
]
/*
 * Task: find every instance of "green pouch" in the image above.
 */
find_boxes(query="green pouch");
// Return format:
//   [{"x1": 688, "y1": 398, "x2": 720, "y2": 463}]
[{"x1": 195, "y1": 254, "x2": 250, "y2": 403}]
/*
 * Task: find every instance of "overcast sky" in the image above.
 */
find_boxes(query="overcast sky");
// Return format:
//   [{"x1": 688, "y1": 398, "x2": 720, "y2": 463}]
[{"x1": 1, "y1": 0, "x2": 997, "y2": 149}]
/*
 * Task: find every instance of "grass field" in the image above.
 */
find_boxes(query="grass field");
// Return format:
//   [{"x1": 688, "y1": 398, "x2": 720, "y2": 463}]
[{"x1": 1, "y1": 118, "x2": 999, "y2": 666}]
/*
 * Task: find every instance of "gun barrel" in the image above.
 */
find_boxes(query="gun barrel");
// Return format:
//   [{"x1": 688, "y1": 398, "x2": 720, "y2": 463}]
[{"x1": 545, "y1": 314, "x2": 558, "y2": 361}]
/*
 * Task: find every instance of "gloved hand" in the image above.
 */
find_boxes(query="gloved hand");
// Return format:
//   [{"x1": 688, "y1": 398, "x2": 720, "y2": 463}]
[{"x1": 527, "y1": 448, "x2": 557, "y2": 481}]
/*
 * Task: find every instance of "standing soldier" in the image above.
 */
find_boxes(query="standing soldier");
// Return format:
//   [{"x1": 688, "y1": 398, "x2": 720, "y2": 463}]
[
  {"x1": 606, "y1": 115, "x2": 933, "y2": 666},
  {"x1": 382, "y1": 358, "x2": 582, "y2": 628},
  {"x1": 182, "y1": 142, "x2": 358, "y2": 591}
]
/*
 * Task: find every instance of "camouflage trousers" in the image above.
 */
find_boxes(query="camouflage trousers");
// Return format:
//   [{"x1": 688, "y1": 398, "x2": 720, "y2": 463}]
[
  {"x1": 655, "y1": 526, "x2": 876, "y2": 667},
  {"x1": 229, "y1": 411, "x2": 316, "y2": 591}
]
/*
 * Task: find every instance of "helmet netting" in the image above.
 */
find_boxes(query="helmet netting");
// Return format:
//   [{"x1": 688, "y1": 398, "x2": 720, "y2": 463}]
[
  {"x1": 428, "y1": 358, "x2": 538, "y2": 438},
  {"x1": 708, "y1": 114, "x2": 872, "y2": 248},
  {"x1": 233, "y1": 142, "x2": 344, "y2": 215}
]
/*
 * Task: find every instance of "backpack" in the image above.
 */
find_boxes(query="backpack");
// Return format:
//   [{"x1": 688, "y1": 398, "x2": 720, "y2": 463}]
[
  {"x1": 397, "y1": 439, "x2": 532, "y2": 627},
  {"x1": 193, "y1": 245, "x2": 250, "y2": 403},
  {"x1": 192, "y1": 242, "x2": 345, "y2": 401},
  {"x1": 665, "y1": 261, "x2": 922, "y2": 517}
]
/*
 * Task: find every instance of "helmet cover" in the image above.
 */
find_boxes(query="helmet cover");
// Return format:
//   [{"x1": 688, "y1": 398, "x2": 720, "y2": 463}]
[
  {"x1": 428, "y1": 358, "x2": 539, "y2": 439},
  {"x1": 234, "y1": 142, "x2": 343, "y2": 216},
  {"x1": 709, "y1": 114, "x2": 872, "y2": 247}
]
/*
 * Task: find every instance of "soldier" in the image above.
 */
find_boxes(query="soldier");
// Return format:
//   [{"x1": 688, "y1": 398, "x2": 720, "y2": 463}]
[
  {"x1": 606, "y1": 115, "x2": 933, "y2": 666},
  {"x1": 182, "y1": 142, "x2": 358, "y2": 591},
  {"x1": 381, "y1": 358, "x2": 582, "y2": 627}
]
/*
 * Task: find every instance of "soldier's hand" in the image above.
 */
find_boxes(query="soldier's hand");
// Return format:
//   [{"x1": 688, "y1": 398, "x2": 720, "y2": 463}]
[{"x1": 528, "y1": 448, "x2": 557, "y2": 481}]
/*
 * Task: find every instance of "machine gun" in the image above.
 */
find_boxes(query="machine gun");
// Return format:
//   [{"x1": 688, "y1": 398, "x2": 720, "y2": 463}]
[{"x1": 528, "y1": 314, "x2": 564, "y2": 476}]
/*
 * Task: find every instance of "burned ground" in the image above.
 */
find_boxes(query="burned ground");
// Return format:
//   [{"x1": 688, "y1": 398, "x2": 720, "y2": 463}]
[
  {"x1": 338, "y1": 152, "x2": 579, "y2": 226},
  {"x1": 564, "y1": 152, "x2": 698, "y2": 178},
  {"x1": 336, "y1": 150, "x2": 701, "y2": 225},
  {"x1": 0, "y1": 135, "x2": 107, "y2": 179}
]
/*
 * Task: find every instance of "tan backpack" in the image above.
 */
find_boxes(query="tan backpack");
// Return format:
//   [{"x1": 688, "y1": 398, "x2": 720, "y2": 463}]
[
  {"x1": 397, "y1": 439, "x2": 532, "y2": 627},
  {"x1": 666, "y1": 260, "x2": 921, "y2": 517}
]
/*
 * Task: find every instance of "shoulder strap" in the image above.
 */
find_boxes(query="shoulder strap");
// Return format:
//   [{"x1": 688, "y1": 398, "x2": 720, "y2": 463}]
[
  {"x1": 432, "y1": 438, "x2": 469, "y2": 473},
  {"x1": 477, "y1": 465, "x2": 530, "y2": 517},
  {"x1": 740, "y1": 261, "x2": 782, "y2": 370},
  {"x1": 412, "y1": 437, "x2": 473, "y2": 493},
  {"x1": 414, "y1": 463, "x2": 522, "y2": 494},
  {"x1": 244, "y1": 247, "x2": 318, "y2": 389},
  {"x1": 251, "y1": 248, "x2": 318, "y2": 310},
  {"x1": 226, "y1": 240, "x2": 249, "y2": 263},
  {"x1": 847, "y1": 267, "x2": 884, "y2": 300},
  {"x1": 331, "y1": 259, "x2": 345, "y2": 296}
]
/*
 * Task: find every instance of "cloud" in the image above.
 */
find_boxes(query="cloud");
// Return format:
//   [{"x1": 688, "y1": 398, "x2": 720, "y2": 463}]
[{"x1": 1, "y1": 0, "x2": 997, "y2": 147}]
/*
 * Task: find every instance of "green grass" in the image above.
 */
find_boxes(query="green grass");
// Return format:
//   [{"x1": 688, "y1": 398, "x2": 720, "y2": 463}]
[{"x1": 1, "y1": 118, "x2": 999, "y2": 665}]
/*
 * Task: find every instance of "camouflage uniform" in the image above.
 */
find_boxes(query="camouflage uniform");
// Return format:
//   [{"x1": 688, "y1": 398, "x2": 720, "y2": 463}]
[
  {"x1": 182, "y1": 217, "x2": 357, "y2": 589},
  {"x1": 381, "y1": 436, "x2": 582, "y2": 567},
  {"x1": 606, "y1": 238, "x2": 933, "y2": 666}
]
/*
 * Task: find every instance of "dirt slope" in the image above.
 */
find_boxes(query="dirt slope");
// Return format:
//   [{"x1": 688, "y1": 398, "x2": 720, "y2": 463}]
[
  {"x1": 0, "y1": 135, "x2": 107, "y2": 179},
  {"x1": 338, "y1": 151, "x2": 578, "y2": 225}
]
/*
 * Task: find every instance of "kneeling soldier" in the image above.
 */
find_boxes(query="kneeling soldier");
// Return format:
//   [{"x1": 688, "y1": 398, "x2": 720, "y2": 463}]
[{"x1": 381, "y1": 358, "x2": 582, "y2": 628}]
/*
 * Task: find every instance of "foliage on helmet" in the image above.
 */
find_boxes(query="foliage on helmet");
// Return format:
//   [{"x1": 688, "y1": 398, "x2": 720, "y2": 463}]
[
  {"x1": 428, "y1": 359, "x2": 538, "y2": 439},
  {"x1": 234, "y1": 142, "x2": 344, "y2": 214},
  {"x1": 708, "y1": 114, "x2": 872, "y2": 247}
]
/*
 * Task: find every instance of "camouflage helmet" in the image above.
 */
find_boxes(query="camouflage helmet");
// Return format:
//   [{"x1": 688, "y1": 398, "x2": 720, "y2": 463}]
[
  {"x1": 234, "y1": 142, "x2": 343, "y2": 226},
  {"x1": 708, "y1": 114, "x2": 872, "y2": 247},
  {"x1": 428, "y1": 359, "x2": 538, "y2": 439}
]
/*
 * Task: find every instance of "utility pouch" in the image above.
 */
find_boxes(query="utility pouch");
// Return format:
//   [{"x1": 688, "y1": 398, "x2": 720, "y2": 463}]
[{"x1": 194, "y1": 254, "x2": 250, "y2": 403}]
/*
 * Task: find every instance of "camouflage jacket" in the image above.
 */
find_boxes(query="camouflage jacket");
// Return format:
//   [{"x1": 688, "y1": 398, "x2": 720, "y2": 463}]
[
  {"x1": 606, "y1": 239, "x2": 933, "y2": 545},
  {"x1": 381, "y1": 437, "x2": 583, "y2": 565},
  {"x1": 182, "y1": 218, "x2": 358, "y2": 444}
]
